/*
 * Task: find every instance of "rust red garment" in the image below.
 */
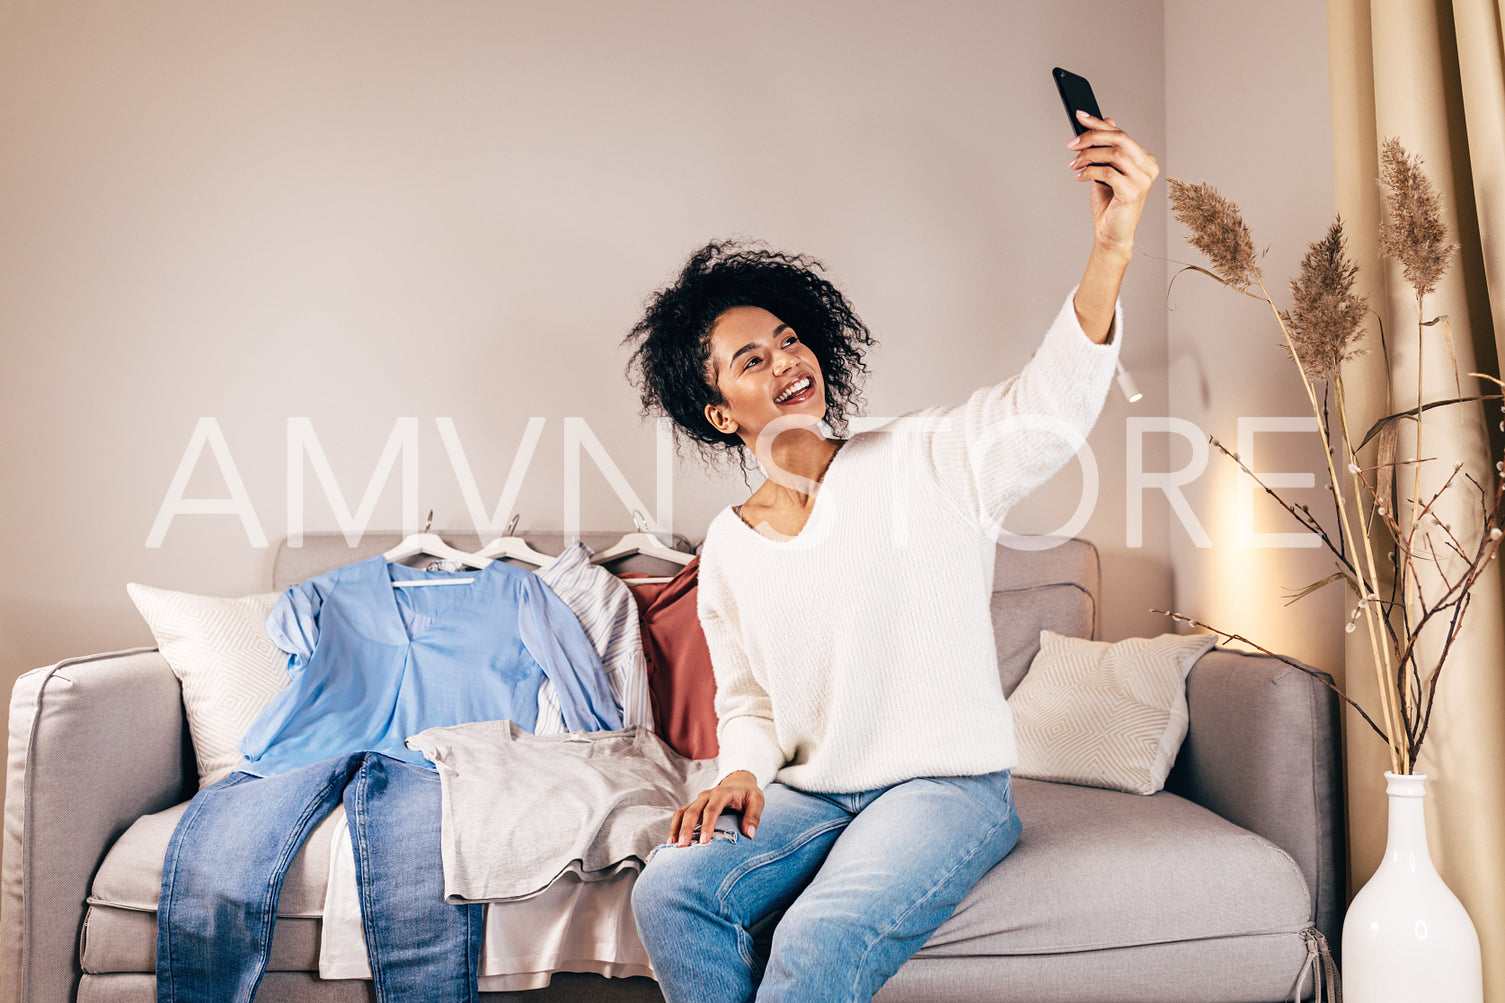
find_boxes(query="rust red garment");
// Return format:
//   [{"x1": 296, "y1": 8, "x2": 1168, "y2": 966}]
[{"x1": 618, "y1": 558, "x2": 718, "y2": 759}]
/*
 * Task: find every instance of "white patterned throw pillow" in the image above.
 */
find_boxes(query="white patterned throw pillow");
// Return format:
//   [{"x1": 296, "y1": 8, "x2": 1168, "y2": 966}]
[
  {"x1": 1010, "y1": 629, "x2": 1217, "y2": 795},
  {"x1": 126, "y1": 584, "x2": 290, "y2": 787}
]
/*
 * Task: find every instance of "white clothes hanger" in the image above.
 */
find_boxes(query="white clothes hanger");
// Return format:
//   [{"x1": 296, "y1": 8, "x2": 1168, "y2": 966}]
[
  {"x1": 474, "y1": 514, "x2": 557, "y2": 567},
  {"x1": 590, "y1": 510, "x2": 693, "y2": 567},
  {"x1": 382, "y1": 511, "x2": 491, "y2": 587}
]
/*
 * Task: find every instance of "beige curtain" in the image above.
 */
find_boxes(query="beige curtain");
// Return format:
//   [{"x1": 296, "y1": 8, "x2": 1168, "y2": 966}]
[{"x1": 1328, "y1": 0, "x2": 1505, "y2": 998}]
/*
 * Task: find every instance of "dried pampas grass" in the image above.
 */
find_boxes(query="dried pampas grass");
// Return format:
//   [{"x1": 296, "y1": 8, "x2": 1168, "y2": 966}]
[
  {"x1": 1166, "y1": 179, "x2": 1263, "y2": 291},
  {"x1": 1378, "y1": 137, "x2": 1456, "y2": 297},
  {"x1": 1164, "y1": 136, "x2": 1501, "y2": 777},
  {"x1": 1279, "y1": 217, "x2": 1368, "y2": 379}
]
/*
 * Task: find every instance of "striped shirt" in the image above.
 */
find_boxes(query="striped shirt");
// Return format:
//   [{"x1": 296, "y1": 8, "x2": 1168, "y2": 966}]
[{"x1": 532, "y1": 542, "x2": 654, "y2": 734}]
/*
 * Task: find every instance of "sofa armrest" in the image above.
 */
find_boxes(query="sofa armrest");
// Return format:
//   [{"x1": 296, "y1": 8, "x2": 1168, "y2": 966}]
[
  {"x1": 3, "y1": 649, "x2": 193, "y2": 1003},
  {"x1": 1164, "y1": 647, "x2": 1345, "y2": 949}
]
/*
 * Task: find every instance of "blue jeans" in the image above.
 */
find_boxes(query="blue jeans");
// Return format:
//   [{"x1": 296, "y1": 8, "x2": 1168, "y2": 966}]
[
  {"x1": 631, "y1": 770, "x2": 1022, "y2": 1003},
  {"x1": 157, "y1": 752, "x2": 482, "y2": 1003}
]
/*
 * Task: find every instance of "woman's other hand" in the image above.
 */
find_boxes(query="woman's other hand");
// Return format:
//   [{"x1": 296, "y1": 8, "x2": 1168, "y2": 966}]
[
  {"x1": 1067, "y1": 110, "x2": 1159, "y2": 256},
  {"x1": 670, "y1": 770, "x2": 765, "y2": 845}
]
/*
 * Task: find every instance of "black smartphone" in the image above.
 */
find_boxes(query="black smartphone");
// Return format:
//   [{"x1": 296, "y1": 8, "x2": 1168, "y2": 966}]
[{"x1": 1052, "y1": 67, "x2": 1103, "y2": 136}]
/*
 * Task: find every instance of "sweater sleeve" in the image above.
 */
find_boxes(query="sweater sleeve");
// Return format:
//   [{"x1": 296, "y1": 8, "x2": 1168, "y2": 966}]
[
  {"x1": 905, "y1": 286, "x2": 1122, "y2": 534},
  {"x1": 697, "y1": 563, "x2": 786, "y2": 789}
]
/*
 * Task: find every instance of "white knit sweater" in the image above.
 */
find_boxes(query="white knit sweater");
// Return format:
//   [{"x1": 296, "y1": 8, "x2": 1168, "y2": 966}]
[{"x1": 696, "y1": 288, "x2": 1123, "y2": 793}]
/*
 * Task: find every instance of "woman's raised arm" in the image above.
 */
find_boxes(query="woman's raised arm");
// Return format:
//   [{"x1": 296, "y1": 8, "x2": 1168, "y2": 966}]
[{"x1": 1066, "y1": 110, "x2": 1158, "y2": 343}]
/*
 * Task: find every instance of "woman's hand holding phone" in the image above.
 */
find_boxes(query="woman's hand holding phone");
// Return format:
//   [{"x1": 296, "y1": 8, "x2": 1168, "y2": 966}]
[
  {"x1": 1067, "y1": 109, "x2": 1159, "y2": 257},
  {"x1": 1050, "y1": 68, "x2": 1160, "y2": 340},
  {"x1": 1052, "y1": 68, "x2": 1158, "y2": 256}
]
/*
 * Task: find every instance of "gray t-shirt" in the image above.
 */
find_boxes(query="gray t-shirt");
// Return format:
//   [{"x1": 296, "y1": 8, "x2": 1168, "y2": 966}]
[{"x1": 407, "y1": 722, "x2": 719, "y2": 903}]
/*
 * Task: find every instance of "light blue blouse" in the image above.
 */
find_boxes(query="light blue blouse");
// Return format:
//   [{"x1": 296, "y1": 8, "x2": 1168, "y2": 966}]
[{"x1": 239, "y1": 554, "x2": 622, "y2": 777}]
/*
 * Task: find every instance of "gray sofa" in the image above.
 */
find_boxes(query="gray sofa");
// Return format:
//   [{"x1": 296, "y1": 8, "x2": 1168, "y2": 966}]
[{"x1": 4, "y1": 532, "x2": 1343, "y2": 1003}]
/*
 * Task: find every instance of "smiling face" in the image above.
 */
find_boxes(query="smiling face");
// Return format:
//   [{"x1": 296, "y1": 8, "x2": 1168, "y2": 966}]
[{"x1": 703, "y1": 305, "x2": 826, "y2": 446}]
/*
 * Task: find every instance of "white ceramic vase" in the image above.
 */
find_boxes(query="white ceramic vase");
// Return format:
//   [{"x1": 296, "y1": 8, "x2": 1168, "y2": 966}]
[{"x1": 1341, "y1": 772, "x2": 1483, "y2": 1001}]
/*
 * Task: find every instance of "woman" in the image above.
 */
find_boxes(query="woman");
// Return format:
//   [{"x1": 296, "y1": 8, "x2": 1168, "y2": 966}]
[{"x1": 624, "y1": 111, "x2": 1157, "y2": 1002}]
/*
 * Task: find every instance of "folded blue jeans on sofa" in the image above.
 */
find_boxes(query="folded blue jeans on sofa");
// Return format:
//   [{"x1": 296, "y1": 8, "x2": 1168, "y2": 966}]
[{"x1": 156, "y1": 751, "x2": 482, "y2": 1003}]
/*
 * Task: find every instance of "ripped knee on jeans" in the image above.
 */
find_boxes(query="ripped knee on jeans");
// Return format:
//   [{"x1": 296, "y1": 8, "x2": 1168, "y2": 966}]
[{"x1": 646, "y1": 814, "x2": 740, "y2": 862}]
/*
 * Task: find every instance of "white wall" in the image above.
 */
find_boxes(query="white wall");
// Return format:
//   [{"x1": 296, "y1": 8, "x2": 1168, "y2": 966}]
[
  {"x1": 0, "y1": 0, "x2": 1169, "y2": 679},
  {"x1": 0, "y1": 1, "x2": 1180, "y2": 864},
  {"x1": 1163, "y1": 0, "x2": 1344, "y2": 679},
  {"x1": 2, "y1": 0, "x2": 1346, "y2": 894}
]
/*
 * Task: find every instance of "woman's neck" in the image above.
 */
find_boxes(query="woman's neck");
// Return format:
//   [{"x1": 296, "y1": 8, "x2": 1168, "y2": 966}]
[{"x1": 751, "y1": 431, "x2": 845, "y2": 509}]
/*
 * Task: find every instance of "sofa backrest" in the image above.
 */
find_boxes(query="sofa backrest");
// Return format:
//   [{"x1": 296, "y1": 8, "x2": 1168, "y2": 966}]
[
  {"x1": 272, "y1": 530, "x2": 699, "y2": 589},
  {"x1": 987, "y1": 537, "x2": 1099, "y2": 696},
  {"x1": 273, "y1": 531, "x2": 1100, "y2": 701}
]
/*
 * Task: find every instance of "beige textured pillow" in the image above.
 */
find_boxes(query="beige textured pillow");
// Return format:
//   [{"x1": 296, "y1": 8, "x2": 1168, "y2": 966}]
[
  {"x1": 126, "y1": 584, "x2": 290, "y2": 787},
  {"x1": 1010, "y1": 629, "x2": 1216, "y2": 795}
]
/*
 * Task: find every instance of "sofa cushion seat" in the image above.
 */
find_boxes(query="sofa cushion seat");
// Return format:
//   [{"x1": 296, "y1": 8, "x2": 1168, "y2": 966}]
[
  {"x1": 871, "y1": 779, "x2": 1317, "y2": 1003},
  {"x1": 82, "y1": 800, "x2": 339, "y2": 974},
  {"x1": 940, "y1": 778, "x2": 1314, "y2": 956},
  {"x1": 82, "y1": 908, "x2": 320, "y2": 976},
  {"x1": 82, "y1": 778, "x2": 1313, "y2": 994},
  {"x1": 87, "y1": 800, "x2": 335, "y2": 918}
]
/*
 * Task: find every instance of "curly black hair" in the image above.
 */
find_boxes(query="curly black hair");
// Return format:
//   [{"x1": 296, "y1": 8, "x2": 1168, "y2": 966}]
[{"x1": 623, "y1": 239, "x2": 878, "y2": 473}]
